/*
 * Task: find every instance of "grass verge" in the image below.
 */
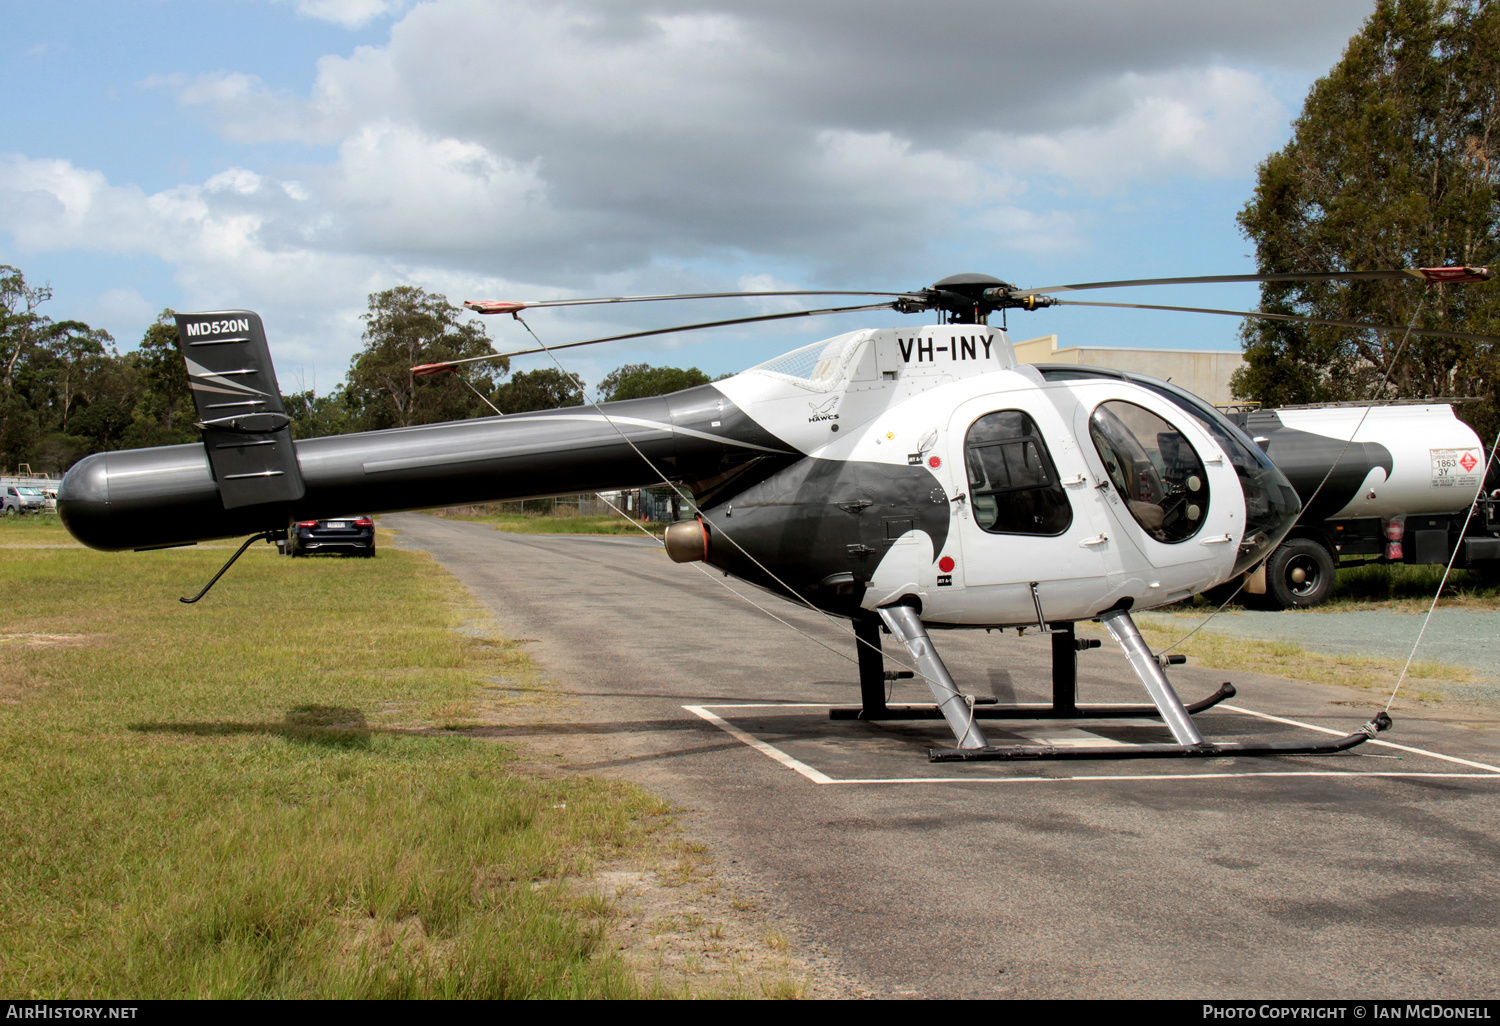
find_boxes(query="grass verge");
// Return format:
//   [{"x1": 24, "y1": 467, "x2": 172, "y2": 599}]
[
  {"x1": 1123, "y1": 612, "x2": 1471, "y2": 703},
  {"x1": 1321, "y1": 560, "x2": 1500, "y2": 611},
  {"x1": 434, "y1": 510, "x2": 668, "y2": 536},
  {"x1": 0, "y1": 520, "x2": 676, "y2": 998}
]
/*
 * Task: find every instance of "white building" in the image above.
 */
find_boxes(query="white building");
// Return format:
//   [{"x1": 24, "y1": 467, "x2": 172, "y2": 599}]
[{"x1": 1011, "y1": 334, "x2": 1245, "y2": 406}]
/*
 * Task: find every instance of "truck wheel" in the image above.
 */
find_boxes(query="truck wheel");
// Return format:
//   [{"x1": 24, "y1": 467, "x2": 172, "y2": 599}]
[{"x1": 1264, "y1": 538, "x2": 1336, "y2": 609}]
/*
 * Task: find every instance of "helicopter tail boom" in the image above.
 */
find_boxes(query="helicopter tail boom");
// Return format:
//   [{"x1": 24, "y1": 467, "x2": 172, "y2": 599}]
[{"x1": 58, "y1": 383, "x2": 798, "y2": 551}]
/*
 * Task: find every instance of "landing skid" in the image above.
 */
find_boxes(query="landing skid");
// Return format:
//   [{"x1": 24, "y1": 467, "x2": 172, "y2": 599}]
[
  {"x1": 931, "y1": 712, "x2": 1392, "y2": 762},
  {"x1": 836, "y1": 606, "x2": 1392, "y2": 761}
]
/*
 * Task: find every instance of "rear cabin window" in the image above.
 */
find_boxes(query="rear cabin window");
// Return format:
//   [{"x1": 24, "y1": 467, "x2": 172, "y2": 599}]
[
  {"x1": 1089, "y1": 401, "x2": 1209, "y2": 543},
  {"x1": 964, "y1": 410, "x2": 1072, "y2": 535}
]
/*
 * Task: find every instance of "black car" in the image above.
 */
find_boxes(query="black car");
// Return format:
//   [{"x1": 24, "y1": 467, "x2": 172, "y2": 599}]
[{"x1": 289, "y1": 516, "x2": 375, "y2": 557}]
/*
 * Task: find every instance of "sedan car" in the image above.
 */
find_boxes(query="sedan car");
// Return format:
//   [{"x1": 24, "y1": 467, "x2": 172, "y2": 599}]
[{"x1": 289, "y1": 516, "x2": 375, "y2": 557}]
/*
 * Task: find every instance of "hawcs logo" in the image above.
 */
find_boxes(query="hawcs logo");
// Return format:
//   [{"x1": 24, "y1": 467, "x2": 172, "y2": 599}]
[
  {"x1": 184, "y1": 318, "x2": 251, "y2": 338},
  {"x1": 808, "y1": 396, "x2": 840, "y2": 423}
]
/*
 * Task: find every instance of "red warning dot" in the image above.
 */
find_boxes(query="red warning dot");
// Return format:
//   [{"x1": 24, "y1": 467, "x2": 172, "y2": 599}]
[
  {"x1": 928, "y1": 456, "x2": 942, "y2": 469},
  {"x1": 938, "y1": 556, "x2": 955, "y2": 573}
]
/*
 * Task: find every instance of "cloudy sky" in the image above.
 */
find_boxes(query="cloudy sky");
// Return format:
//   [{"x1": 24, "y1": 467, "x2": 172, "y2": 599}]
[{"x1": 0, "y1": 0, "x2": 1378, "y2": 395}]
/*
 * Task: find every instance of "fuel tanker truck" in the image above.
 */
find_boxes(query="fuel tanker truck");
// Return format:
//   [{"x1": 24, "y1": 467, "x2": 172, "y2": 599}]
[{"x1": 1221, "y1": 403, "x2": 1500, "y2": 608}]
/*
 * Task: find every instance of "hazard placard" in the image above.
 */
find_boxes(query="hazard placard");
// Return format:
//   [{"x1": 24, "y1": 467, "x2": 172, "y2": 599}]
[{"x1": 1431, "y1": 447, "x2": 1482, "y2": 489}]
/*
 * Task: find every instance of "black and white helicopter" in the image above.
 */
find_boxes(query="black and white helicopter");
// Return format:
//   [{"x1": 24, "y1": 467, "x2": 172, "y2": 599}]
[{"x1": 56, "y1": 267, "x2": 1497, "y2": 761}]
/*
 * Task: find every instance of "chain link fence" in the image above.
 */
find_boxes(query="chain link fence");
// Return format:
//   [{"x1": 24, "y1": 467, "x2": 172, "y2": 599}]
[{"x1": 439, "y1": 485, "x2": 695, "y2": 521}]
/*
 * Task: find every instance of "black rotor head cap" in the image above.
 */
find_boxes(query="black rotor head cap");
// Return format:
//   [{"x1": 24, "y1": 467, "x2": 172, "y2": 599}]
[
  {"x1": 931, "y1": 272, "x2": 1014, "y2": 298},
  {"x1": 921, "y1": 273, "x2": 1017, "y2": 322}
]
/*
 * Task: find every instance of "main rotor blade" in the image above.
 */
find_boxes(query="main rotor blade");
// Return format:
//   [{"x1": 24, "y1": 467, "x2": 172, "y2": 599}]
[
  {"x1": 1011, "y1": 266, "x2": 1491, "y2": 299},
  {"x1": 1054, "y1": 299, "x2": 1500, "y2": 344},
  {"x1": 465, "y1": 289, "x2": 913, "y2": 315},
  {"x1": 413, "y1": 301, "x2": 899, "y2": 374}
]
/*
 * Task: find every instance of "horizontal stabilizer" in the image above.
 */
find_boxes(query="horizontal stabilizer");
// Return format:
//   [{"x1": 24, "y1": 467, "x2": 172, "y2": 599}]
[{"x1": 175, "y1": 311, "x2": 306, "y2": 510}]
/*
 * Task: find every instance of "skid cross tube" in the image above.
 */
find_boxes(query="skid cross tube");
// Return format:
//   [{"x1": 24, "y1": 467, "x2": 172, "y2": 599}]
[
  {"x1": 853, "y1": 612, "x2": 889, "y2": 716},
  {"x1": 832, "y1": 618, "x2": 1236, "y2": 721},
  {"x1": 876, "y1": 604, "x2": 988, "y2": 749},
  {"x1": 1100, "y1": 608, "x2": 1204, "y2": 744},
  {"x1": 832, "y1": 682, "x2": 1238, "y2": 721},
  {"x1": 831, "y1": 608, "x2": 1389, "y2": 762}
]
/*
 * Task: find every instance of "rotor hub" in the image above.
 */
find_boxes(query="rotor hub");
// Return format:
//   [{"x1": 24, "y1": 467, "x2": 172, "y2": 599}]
[{"x1": 900, "y1": 272, "x2": 1054, "y2": 324}]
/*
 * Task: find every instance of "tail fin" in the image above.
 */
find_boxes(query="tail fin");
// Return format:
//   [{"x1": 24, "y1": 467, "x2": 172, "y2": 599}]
[{"x1": 175, "y1": 311, "x2": 306, "y2": 510}]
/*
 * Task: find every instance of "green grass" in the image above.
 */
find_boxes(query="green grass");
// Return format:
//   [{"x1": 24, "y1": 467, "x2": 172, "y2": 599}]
[
  {"x1": 0, "y1": 511, "x2": 70, "y2": 544},
  {"x1": 0, "y1": 520, "x2": 675, "y2": 998},
  {"x1": 1126, "y1": 612, "x2": 1471, "y2": 702},
  {"x1": 1321, "y1": 560, "x2": 1500, "y2": 611},
  {"x1": 438, "y1": 510, "x2": 668, "y2": 536}
]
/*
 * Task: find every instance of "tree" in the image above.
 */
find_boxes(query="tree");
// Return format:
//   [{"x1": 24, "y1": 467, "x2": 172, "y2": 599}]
[
  {"x1": 1234, "y1": 0, "x2": 1500, "y2": 437},
  {"x1": 0, "y1": 266, "x2": 137, "y2": 471},
  {"x1": 596, "y1": 363, "x2": 713, "y2": 402},
  {"x1": 284, "y1": 389, "x2": 355, "y2": 439},
  {"x1": 345, "y1": 287, "x2": 508, "y2": 430},
  {"x1": 492, "y1": 368, "x2": 586, "y2": 414},
  {"x1": 134, "y1": 310, "x2": 194, "y2": 436},
  {"x1": 0, "y1": 265, "x2": 52, "y2": 391}
]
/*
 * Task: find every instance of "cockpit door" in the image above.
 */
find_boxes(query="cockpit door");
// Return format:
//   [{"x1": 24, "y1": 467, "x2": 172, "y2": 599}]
[
  {"x1": 946, "y1": 395, "x2": 1123, "y2": 624},
  {"x1": 1071, "y1": 394, "x2": 1232, "y2": 576}
]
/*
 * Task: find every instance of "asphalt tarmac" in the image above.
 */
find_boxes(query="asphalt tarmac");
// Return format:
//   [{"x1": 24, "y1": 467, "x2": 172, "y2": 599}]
[{"x1": 389, "y1": 514, "x2": 1500, "y2": 1000}]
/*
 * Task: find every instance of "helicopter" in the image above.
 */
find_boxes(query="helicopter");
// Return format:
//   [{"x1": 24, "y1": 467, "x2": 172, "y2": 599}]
[{"x1": 55, "y1": 268, "x2": 1498, "y2": 761}]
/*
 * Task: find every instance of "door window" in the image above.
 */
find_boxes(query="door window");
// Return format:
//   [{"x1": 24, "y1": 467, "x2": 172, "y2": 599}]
[
  {"x1": 964, "y1": 410, "x2": 1072, "y2": 535},
  {"x1": 1089, "y1": 401, "x2": 1209, "y2": 543}
]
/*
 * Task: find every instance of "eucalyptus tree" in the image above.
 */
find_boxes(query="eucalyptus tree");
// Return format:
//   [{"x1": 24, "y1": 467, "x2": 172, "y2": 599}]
[
  {"x1": 1235, "y1": 0, "x2": 1499, "y2": 434},
  {"x1": 345, "y1": 287, "x2": 508, "y2": 430}
]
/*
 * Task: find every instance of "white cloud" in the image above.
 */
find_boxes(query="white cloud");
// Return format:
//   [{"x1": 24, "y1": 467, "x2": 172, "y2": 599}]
[
  {"x1": 992, "y1": 68, "x2": 1288, "y2": 187},
  {"x1": 973, "y1": 206, "x2": 1087, "y2": 258},
  {"x1": 152, "y1": 0, "x2": 1315, "y2": 284},
  {"x1": 85, "y1": 288, "x2": 156, "y2": 340},
  {"x1": 275, "y1": 0, "x2": 405, "y2": 29},
  {"x1": 1, "y1": 0, "x2": 1379, "y2": 382},
  {"x1": 204, "y1": 167, "x2": 264, "y2": 196},
  {"x1": 325, "y1": 122, "x2": 549, "y2": 253}
]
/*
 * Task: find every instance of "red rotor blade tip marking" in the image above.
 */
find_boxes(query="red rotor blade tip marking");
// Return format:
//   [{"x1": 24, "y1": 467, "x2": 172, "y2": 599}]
[
  {"x1": 464, "y1": 300, "x2": 529, "y2": 315},
  {"x1": 411, "y1": 363, "x2": 455, "y2": 376},
  {"x1": 1418, "y1": 266, "x2": 1491, "y2": 283}
]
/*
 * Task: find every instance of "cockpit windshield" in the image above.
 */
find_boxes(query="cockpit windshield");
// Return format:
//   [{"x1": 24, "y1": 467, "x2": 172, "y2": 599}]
[{"x1": 1038, "y1": 365, "x2": 1301, "y2": 573}]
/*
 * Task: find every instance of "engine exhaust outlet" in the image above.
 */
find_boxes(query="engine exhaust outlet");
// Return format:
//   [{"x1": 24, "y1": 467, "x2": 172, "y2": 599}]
[{"x1": 664, "y1": 518, "x2": 710, "y2": 563}]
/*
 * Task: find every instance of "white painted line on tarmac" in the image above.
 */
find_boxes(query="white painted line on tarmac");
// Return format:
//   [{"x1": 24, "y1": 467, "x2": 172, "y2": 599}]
[
  {"x1": 683, "y1": 706, "x2": 834, "y2": 784},
  {"x1": 688, "y1": 702, "x2": 1500, "y2": 785},
  {"x1": 1221, "y1": 703, "x2": 1500, "y2": 774},
  {"x1": 820, "y1": 772, "x2": 1497, "y2": 785}
]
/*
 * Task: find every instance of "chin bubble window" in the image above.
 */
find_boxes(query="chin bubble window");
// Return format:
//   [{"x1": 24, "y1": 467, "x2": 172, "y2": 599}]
[
  {"x1": 964, "y1": 410, "x2": 1073, "y2": 535},
  {"x1": 1089, "y1": 401, "x2": 1209, "y2": 543}
]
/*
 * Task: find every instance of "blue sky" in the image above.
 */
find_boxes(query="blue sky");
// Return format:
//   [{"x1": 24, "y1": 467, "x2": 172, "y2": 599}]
[{"x1": 0, "y1": 0, "x2": 1379, "y2": 396}]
